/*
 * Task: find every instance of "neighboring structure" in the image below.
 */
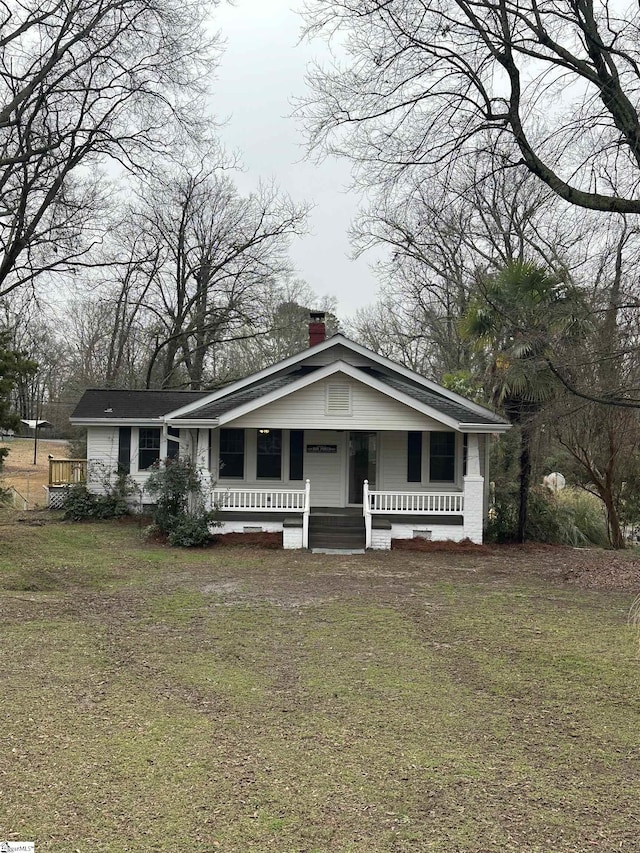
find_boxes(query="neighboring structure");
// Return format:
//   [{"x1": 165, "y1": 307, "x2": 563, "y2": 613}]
[{"x1": 69, "y1": 319, "x2": 510, "y2": 549}]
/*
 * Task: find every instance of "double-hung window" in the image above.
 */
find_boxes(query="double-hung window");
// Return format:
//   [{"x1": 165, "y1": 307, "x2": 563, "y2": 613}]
[
  {"x1": 429, "y1": 432, "x2": 456, "y2": 482},
  {"x1": 257, "y1": 429, "x2": 282, "y2": 479},
  {"x1": 219, "y1": 429, "x2": 245, "y2": 478},
  {"x1": 138, "y1": 428, "x2": 161, "y2": 470}
]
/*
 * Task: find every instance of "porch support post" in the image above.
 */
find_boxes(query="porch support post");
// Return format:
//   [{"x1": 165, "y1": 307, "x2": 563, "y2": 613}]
[
  {"x1": 463, "y1": 433, "x2": 484, "y2": 544},
  {"x1": 302, "y1": 479, "x2": 311, "y2": 549},
  {"x1": 195, "y1": 428, "x2": 209, "y2": 469},
  {"x1": 363, "y1": 479, "x2": 372, "y2": 549},
  {"x1": 195, "y1": 429, "x2": 213, "y2": 511}
]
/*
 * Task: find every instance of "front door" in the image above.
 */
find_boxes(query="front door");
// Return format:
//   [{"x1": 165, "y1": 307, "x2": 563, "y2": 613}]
[{"x1": 348, "y1": 432, "x2": 377, "y2": 504}]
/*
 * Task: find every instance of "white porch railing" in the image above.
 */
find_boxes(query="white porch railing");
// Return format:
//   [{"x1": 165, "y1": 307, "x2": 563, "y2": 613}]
[
  {"x1": 362, "y1": 480, "x2": 464, "y2": 548},
  {"x1": 212, "y1": 480, "x2": 311, "y2": 548}
]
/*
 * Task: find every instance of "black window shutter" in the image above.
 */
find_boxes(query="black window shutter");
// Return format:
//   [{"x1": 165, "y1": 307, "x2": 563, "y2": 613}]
[
  {"x1": 407, "y1": 431, "x2": 422, "y2": 482},
  {"x1": 118, "y1": 427, "x2": 131, "y2": 474},
  {"x1": 167, "y1": 426, "x2": 180, "y2": 460},
  {"x1": 289, "y1": 430, "x2": 304, "y2": 480}
]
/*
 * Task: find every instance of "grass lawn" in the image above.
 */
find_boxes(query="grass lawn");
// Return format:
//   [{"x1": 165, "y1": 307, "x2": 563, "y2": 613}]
[{"x1": 0, "y1": 514, "x2": 638, "y2": 852}]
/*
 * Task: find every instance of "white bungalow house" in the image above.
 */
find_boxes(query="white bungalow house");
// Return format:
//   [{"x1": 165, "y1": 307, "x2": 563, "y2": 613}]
[{"x1": 69, "y1": 319, "x2": 510, "y2": 550}]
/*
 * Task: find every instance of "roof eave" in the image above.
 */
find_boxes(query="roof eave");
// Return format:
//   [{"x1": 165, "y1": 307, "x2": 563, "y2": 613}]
[
  {"x1": 70, "y1": 417, "x2": 165, "y2": 426},
  {"x1": 459, "y1": 422, "x2": 511, "y2": 432},
  {"x1": 165, "y1": 419, "x2": 220, "y2": 427}
]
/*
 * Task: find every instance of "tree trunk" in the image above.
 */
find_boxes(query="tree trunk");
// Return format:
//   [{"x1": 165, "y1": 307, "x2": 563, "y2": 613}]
[
  {"x1": 518, "y1": 425, "x2": 532, "y2": 543},
  {"x1": 600, "y1": 484, "x2": 626, "y2": 550}
]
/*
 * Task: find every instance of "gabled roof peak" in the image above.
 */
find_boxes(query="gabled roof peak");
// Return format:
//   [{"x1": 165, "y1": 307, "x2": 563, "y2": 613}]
[{"x1": 165, "y1": 333, "x2": 507, "y2": 426}]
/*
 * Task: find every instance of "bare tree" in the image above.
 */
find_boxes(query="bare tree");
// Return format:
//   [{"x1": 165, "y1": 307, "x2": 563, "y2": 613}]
[
  {"x1": 554, "y1": 398, "x2": 640, "y2": 549},
  {"x1": 351, "y1": 151, "x2": 599, "y2": 377},
  {"x1": 219, "y1": 278, "x2": 339, "y2": 379},
  {"x1": 0, "y1": 0, "x2": 220, "y2": 298},
  {"x1": 302, "y1": 0, "x2": 640, "y2": 214},
  {"x1": 0, "y1": 292, "x2": 72, "y2": 431},
  {"x1": 114, "y1": 166, "x2": 309, "y2": 389}
]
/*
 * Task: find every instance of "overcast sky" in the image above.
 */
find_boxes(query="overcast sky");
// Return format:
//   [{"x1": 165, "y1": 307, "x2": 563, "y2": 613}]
[{"x1": 210, "y1": 0, "x2": 383, "y2": 321}]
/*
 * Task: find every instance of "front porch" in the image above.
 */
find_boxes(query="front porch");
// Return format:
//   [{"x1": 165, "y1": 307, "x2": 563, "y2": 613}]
[
  {"x1": 210, "y1": 477, "x2": 479, "y2": 550},
  {"x1": 208, "y1": 427, "x2": 485, "y2": 548}
]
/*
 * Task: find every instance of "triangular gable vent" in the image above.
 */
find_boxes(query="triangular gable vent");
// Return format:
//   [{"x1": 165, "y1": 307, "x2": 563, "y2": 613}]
[{"x1": 326, "y1": 383, "x2": 352, "y2": 415}]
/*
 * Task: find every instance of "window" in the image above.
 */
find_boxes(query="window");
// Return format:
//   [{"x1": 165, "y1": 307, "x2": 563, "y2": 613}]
[
  {"x1": 118, "y1": 427, "x2": 131, "y2": 474},
  {"x1": 138, "y1": 427, "x2": 161, "y2": 470},
  {"x1": 257, "y1": 429, "x2": 282, "y2": 479},
  {"x1": 429, "y1": 432, "x2": 456, "y2": 482},
  {"x1": 167, "y1": 427, "x2": 180, "y2": 461},
  {"x1": 289, "y1": 430, "x2": 304, "y2": 480},
  {"x1": 219, "y1": 429, "x2": 244, "y2": 478},
  {"x1": 407, "y1": 431, "x2": 422, "y2": 482}
]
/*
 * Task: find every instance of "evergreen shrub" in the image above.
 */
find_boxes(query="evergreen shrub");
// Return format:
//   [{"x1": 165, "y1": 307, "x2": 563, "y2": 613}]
[{"x1": 145, "y1": 457, "x2": 216, "y2": 547}]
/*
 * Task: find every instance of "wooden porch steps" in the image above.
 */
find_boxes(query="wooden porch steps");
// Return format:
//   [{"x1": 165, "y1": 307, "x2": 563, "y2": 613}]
[{"x1": 308, "y1": 513, "x2": 366, "y2": 551}]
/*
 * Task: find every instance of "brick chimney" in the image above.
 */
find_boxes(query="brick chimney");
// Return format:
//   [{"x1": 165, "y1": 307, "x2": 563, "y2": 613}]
[{"x1": 309, "y1": 311, "x2": 326, "y2": 347}]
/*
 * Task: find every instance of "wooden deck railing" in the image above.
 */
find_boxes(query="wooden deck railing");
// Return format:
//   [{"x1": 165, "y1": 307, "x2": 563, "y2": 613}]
[
  {"x1": 362, "y1": 480, "x2": 464, "y2": 547},
  {"x1": 366, "y1": 488, "x2": 464, "y2": 515},
  {"x1": 212, "y1": 484, "x2": 309, "y2": 511},
  {"x1": 211, "y1": 480, "x2": 311, "y2": 547},
  {"x1": 48, "y1": 458, "x2": 87, "y2": 486}
]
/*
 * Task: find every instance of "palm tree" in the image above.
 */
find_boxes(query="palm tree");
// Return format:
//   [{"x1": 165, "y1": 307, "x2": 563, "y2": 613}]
[{"x1": 461, "y1": 261, "x2": 588, "y2": 542}]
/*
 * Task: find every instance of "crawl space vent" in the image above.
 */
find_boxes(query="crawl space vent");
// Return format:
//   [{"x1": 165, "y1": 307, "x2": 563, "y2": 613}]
[
  {"x1": 413, "y1": 529, "x2": 432, "y2": 540},
  {"x1": 326, "y1": 383, "x2": 351, "y2": 415}
]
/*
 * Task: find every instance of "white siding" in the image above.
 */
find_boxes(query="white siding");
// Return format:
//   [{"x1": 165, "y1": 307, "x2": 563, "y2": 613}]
[
  {"x1": 379, "y1": 431, "x2": 407, "y2": 492},
  {"x1": 87, "y1": 426, "x2": 119, "y2": 471},
  {"x1": 304, "y1": 430, "x2": 345, "y2": 506},
  {"x1": 86, "y1": 425, "x2": 201, "y2": 495},
  {"x1": 227, "y1": 375, "x2": 445, "y2": 431},
  {"x1": 378, "y1": 431, "x2": 464, "y2": 491},
  {"x1": 86, "y1": 426, "x2": 120, "y2": 495}
]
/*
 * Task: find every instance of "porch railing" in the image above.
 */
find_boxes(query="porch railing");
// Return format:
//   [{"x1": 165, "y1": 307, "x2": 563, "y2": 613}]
[
  {"x1": 212, "y1": 480, "x2": 311, "y2": 548},
  {"x1": 49, "y1": 458, "x2": 87, "y2": 486},
  {"x1": 362, "y1": 480, "x2": 464, "y2": 547}
]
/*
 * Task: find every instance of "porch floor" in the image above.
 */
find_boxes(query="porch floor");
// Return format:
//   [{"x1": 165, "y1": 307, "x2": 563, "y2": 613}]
[
  {"x1": 311, "y1": 506, "x2": 363, "y2": 516},
  {"x1": 216, "y1": 508, "x2": 462, "y2": 525}
]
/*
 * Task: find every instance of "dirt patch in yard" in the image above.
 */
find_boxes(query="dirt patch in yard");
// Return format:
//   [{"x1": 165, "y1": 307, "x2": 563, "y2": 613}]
[
  {"x1": 542, "y1": 547, "x2": 640, "y2": 593},
  {"x1": 1, "y1": 437, "x2": 69, "y2": 506},
  {"x1": 392, "y1": 538, "x2": 640, "y2": 594}
]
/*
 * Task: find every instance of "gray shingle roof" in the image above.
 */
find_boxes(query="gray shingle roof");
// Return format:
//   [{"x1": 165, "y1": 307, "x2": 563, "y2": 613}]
[
  {"x1": 174, "y1": 368, "x2": 317, "y2": 419},
  {"x1": 364, "y1": 369, "x2": 506, "y2": 425},
  {"x1": 70, "y1": 363, "x2": 506, "y2": 427},
  {"x1": 71, "y1": 389, "x2": 209, "y2": 419}
]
